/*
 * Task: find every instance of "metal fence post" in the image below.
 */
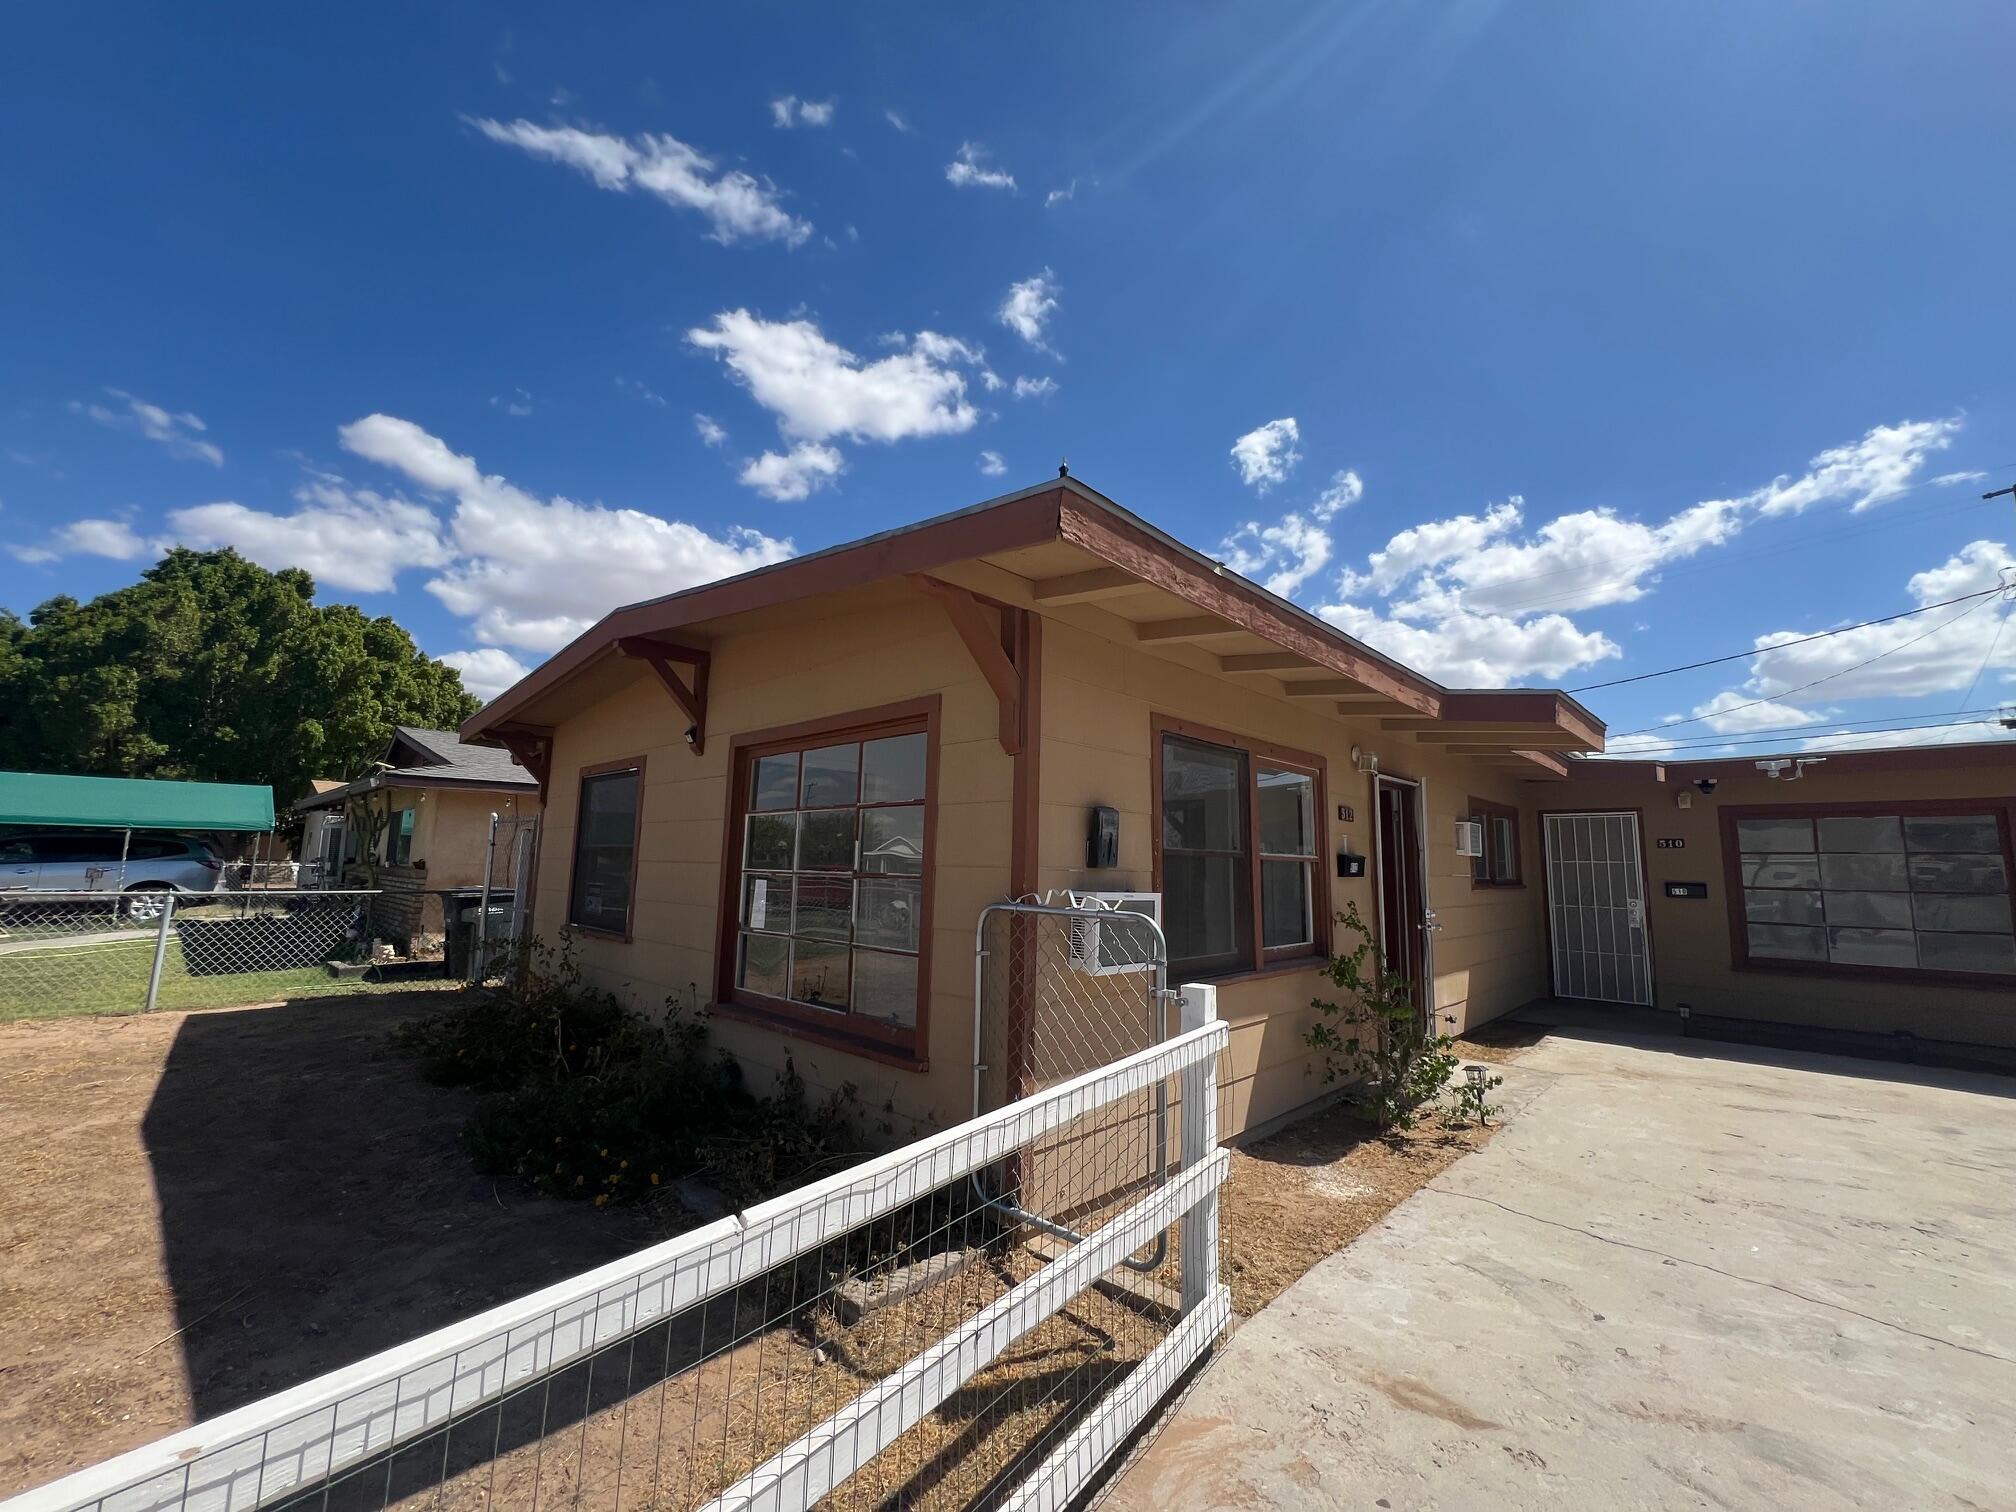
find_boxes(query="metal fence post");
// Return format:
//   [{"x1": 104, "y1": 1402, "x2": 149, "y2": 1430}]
[
  {"x1": 471, "y1": 812, "x2": 499, "y2": 985},
  {"x1": 1178, "y1": 980, "x2": 1219, "y2": 1315},
  {"x1": 144, "y1": 894, "x2": 176, "y2": 1013}
]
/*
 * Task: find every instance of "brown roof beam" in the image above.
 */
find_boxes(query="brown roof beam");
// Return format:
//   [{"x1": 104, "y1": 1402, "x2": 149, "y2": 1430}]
[
  {"x1": 1134, "y1": 615, "x2": 1246, "y2": 643},
  {"x1": 1509, "y1": 749, "x2": 1570, "y2": 778},
  {"x1": 1030, "y1": 566, "x2": 1150, "y2": 605},
  {"x1": 1219, "y1": 652, "x2": 1319, "y2": 674},
  {"x1": 1278, "y1": 679, "x2": 1373, "y2": 698},
  {"x1": 910, "y1": 574, "x2": 1024, "y2": 755}
]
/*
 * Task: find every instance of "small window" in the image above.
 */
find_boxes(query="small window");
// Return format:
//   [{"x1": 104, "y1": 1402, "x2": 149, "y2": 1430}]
[
  {"x1": 386, "y1": 807, "x2": 416, "y2": 866},
  {"x1": 569, "y1": 764, "x2": 644, "y2": 935},
  {"x1": 1468, "y1": 798, "x2": 1521, "y2": 886}
]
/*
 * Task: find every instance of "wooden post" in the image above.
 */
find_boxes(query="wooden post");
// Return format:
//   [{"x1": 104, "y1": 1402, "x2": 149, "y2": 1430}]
[{"x1": 1178, "y1": 981, "x2": 1220, "y2": 1314}]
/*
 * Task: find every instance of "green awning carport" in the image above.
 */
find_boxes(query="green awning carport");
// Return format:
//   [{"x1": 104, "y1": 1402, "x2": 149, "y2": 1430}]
[{"x1": 0, "y1": 772, "x2": 276, "y2": 832}]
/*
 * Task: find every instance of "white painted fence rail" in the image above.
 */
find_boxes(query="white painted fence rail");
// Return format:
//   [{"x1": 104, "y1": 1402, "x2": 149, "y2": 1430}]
[{"x1": 5, "y1": 1005, "x2": 1230, "y2": 1512}]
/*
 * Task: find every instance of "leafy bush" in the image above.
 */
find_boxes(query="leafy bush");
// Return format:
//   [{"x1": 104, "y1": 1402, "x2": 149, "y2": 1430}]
[
  {"x1": 395, "y1": 934, "x2": 867, "y2": 1208},
  {"x1": 1304, "y1": 901, "x2": 1462, "y2": 1130}
]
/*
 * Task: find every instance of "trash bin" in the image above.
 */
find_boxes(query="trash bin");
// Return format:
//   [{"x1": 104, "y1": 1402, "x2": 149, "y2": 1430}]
[{"x1": 447, "y1": 903, "x2": 515, "y2": 980}]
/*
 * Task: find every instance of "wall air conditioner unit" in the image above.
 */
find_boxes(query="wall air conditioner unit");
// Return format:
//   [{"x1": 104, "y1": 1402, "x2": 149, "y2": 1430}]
[
  {"x1": 1454, "y1": 820, "x2": 1485, "y2": 859},
  {"x1": 1062, "y1": 891, "x2": 1162, "y2": 976}
]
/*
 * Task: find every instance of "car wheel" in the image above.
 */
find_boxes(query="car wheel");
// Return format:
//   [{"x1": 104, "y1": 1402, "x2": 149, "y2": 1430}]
[{"x1": 122, "y1": 886, "x2": 173, "y2": 922}]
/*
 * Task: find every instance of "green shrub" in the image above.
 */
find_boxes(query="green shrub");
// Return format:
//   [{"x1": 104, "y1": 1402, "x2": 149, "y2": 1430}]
[
  {"x1": 1304, "y1": 901, "x2": 1462, "y2": 1131},
  {"x1": 396, "y1": 933, "x2": 866, "y2": 1208}
]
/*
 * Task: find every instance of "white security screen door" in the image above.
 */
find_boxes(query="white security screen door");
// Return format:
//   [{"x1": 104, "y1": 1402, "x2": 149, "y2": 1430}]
[{"x1": 1543, "y1": 811, "x2": 1654, "y2": 1005}]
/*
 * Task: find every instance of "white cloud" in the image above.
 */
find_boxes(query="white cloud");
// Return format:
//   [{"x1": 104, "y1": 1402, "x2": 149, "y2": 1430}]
[
  {"x1": 1229, "y1": 418, "x2": 1301, "y2": 492},
  {"x1": 945, "y1": 141, "x2": 1015, "y2": 190},
  {"x1": 470, "y1": 117, "x2": 811, "y2": 246},
  {"x1": 337, "y1": 413, "x2": 795, "y2": 651},
  {"x1": 770, "y1": 96, "x2": 834, "y2": 128},
  {"x1": 1798, "y1": 721, "x2": 2012, "y2": 753},
  {"x1": 1312, "y1": 469, "x2": 1363, "y2": 520},
  {"x1": 1745, "y1": 417, "x2": 1959, "y2": 516},
  {"x1": 1317, "y1": 599, "x2": 1620, "y2": 686},
  {"x1": 71, "y1": 389, "x2": 223, "y2": 466},
  {"x1": 6, "y1": 544, "x2": 58, "y2": 565},
  {"x1": 489, "y1": 388, "x2": 534, "y2": 417},
  {"x1": 998, "y1": 270, "x2": 1059, "y2": 353},
  {"x1": 169, "y1": 478, "x2": 454, "y2": 594},
  {"x1": 686, "y1": 310, "x2": 982, "y2": 445},
  {"x1": 694, "y1": 413, "x2": 728, "y2": 447},
  {"x1": 56, "y1": 518, "x2": 152, "y2": 560},
  {"x1": 883, "y1": 108, "x2": 913, "y2": 133},
  {"x1": 1933, "y1": 470, "x2": 1988, "y2": 486},
  {"x1": 1218, "y1": 470, "x2": 1366, "y2": 599},
  {"x1": 978, "y1": 449, "x2": 1007, "y2": 477},
  {"x1": 1684, "y1": 690, "x2": 1827, "y2": 734},
  {"x1": 739, "y1": 442, "x2": 843, "y2": 501},
  {"x1": 615, "y1": 376, "x2": 667, "y2": 407},
  {"x1": 1012, "y1": 375, "x2": 1058, "y2": 401},
  {"x1": 1045, "y1": 180, "x2": 1078, "y2": 207},
  {"x1": 439, "y1": 647, "x2": 532, "y2": 703}
]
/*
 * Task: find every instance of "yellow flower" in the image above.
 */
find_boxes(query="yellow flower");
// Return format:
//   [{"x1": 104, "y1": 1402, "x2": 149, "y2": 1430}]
[
  {"x1": 619, "y1": 1160, "x2": 629, "y2": 1170},
  {"x1": 600, "y1": 1148, "x2": 609, "y2": 1158},
  {"x1": 594, "y1": 1194, "x2": 608, "y2": 1208},
  {"x1": 650, "y1": 1173, "x2": 661, "y2": 1186}
]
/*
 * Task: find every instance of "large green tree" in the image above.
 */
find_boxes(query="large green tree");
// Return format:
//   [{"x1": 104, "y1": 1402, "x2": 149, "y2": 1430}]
[{"x1": 0, "y1": 549, "x2": 480, "y2": 802}]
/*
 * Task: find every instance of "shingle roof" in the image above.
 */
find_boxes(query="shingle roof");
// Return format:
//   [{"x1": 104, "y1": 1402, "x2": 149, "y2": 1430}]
[{"x1": 387, "y1": 727, "x2": 534, "y2": 786}]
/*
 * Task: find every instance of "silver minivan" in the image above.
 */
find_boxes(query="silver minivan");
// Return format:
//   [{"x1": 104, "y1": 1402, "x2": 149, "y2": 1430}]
[{"x1": 0, "y1": 832, "x2": 224, "y2": 914}]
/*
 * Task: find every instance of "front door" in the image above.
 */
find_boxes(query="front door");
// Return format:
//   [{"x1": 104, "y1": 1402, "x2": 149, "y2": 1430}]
[
  {"x1": 1542, "y1": 811, "x2": 1655, "y2": 1005},
  {"x1": 1375, "y1": 777, "x2": 1430, "y2": 1007}
]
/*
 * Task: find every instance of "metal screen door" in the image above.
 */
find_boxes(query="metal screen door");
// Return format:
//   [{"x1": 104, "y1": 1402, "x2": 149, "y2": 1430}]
[{"x1": 1543, "y1": 811, "x2": 1654, "y2": 1005}]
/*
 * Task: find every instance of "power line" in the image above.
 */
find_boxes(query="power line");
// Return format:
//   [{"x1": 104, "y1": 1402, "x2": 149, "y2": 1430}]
[
  {"x1": 1959, "y1": 592, "x2": 2013, "y2": 710},
  {"x1": 1600, "y1": 706, "x2": 1999, "y2": 752},
  {"x1": 1600, "y1": 717, "x2": 2006, "y2": 758},
  {"x1": 1609, "y1": 589, "x2": 2007, "y2": 736},
  {"x1": 1570, "y1": 585, "x2": 2003, "y2": 694}
]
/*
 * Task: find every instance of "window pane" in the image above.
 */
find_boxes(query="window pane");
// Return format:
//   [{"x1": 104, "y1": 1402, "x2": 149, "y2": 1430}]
[
  {"x1": 1827, "y1": 927, "x2": 1917, "y2": 969},
  {"x1": 853, "y1": 949, "x2": 919, "y2": 1026},
  {"x1": 1917, "y1": 932, "x2": 2016, "y2": 974},
  {"x1": 571, "y1": 848, "x2": 632, "y2": 931},
  {"x1": 794, "y1": 877, "x2": 853, "y2": 941},
  {"x1": 1737, "y1": 818, "x2": 1813, "y2": 853},
  {"x1": 751, "y1": 753, "x2": 798, "y2": 812},
  {"x1": 1257, "y1": 768, "x2": 1315, "y2": 856},
  {"x1": 862, "y1": 732, "x2": 927, "y2": 803},
  {"x1": 742, "y1": 873, "x2": 791, "y2": 932},
  {"x1": 745, "y1": 812, "x2": 797, "y2": 870},
  {"x1": 797, "y1": 809, "x2": 858, "y2": 871},
  {"x1": 1818, "y1": 853, "x2": 1908, "y2": 891},
  {"x1": 790, "y1": 937, "x2": 850, "y2": 1010},
  {"x1": 1164, "y1": 853, "x2": 1250, "y2": 964},
  {"x1": 1908, "y1": 853, "x2": 2009, "y2": 894},
  {"x1": 1742, "y1": 854, "x2": 1820, "y2": 888},
  {"x1": 801, "y1": 743, "x2": 860, "y2": 807},
  {"x1": 1913, "y1": 893, "x2": 2014, "y2": 933},
  {"x1": 1261, "y1": 859, "x2": 1312, "y2": 948},
  {"x1": 1744, "y1": 888, "x2": 1823, "y2": 925},
  {"x1": 1904, "y1": 815, "x2": 2000, "y2": 853},
  {"x1": 1816, "y1": 816, "x2": 1902, "y2": 853},
  {"x1": 580, "y1": 771, "x2": 639, "y2": 845},
  {"x1": 860, "y1": 807, "x2": 925, "y2": 874},
  {"x1": 738, "y1": 932, "x2": 790, "y2": 996},
  {"x1": 1823, "y1": 891, "x2": 1913, "y2": 929},
  {"x1": 1162, "y1": 738, "x2": 1247, "y2": 852},
  {"x1": 1491, "y1": 816, "x2": 1517, "y2": 882},
  {"x1": 857, "y1": 878, "x2": 921, "y2": 951},
  {"x1": 1748, "y1": 923, "x2": 1826, "y2": 961}
]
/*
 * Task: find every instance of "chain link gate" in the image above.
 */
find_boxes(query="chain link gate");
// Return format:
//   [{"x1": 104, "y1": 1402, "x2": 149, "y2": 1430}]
[{"x1": 972, "y1": 898, "x2": 1174, "y2": 1275}]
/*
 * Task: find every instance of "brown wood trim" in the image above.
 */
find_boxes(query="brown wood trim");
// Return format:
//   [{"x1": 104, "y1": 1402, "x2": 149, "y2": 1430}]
[
  {"x1": 467, "y1": 489, "x2": 1067, "y2": 738},
  {"x1": 1717, "y1": 797, "x2": 2016, "y2": 990},
  {"x1": 909, "y1": 574, "x2": 1023, "y2": 755},
  {"x1": 713, "y1": 697, "x2": 942, "y2": 1064},
  {"x1": 617, "y1": 639, "x2": 711, "y2": 755},
  {"x1": 1060, "y1": 499, "x2": 1441, "y2": 718},
  {"x1": 1467, "y1": 795, "x2": 1523, "y2": 889},
  {"x1": 1442, "y1": 691, "x2": 1604, "y2": 750},
  {"x1": 1150, "y1": 712, "x2": 1332, "y2": 979},
  {"x1": 565, "y1": 754, "x2": 647, "y2": 942},
  {"x1": 1010, "y1": 609, "x2": 1042, "y2": 896}
]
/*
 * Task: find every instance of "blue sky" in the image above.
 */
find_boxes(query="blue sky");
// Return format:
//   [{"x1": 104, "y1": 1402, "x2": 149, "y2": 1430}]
[{"x1": 4, "y1": 2, "x2": 2013, "y2": 756}]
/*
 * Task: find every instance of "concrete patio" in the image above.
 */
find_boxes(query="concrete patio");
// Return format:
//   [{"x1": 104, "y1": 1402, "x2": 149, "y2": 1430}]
[{"x1": 1107, "y1": 1028, "x2": 2016, "y2": 1510}]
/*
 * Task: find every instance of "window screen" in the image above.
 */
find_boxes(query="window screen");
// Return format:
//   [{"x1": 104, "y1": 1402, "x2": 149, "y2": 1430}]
[
  {"x1": 734, "y1": 728, "x2": 928, "y2": 1032},
  {"x1": 1737, "y1": 812, "x2": 2013, "y2": 975},
  {"x1": 569, "y1": 767, "x2": 641, "y2": 933}
]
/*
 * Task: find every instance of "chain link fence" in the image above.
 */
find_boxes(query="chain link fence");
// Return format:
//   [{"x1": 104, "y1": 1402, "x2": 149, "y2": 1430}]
[{"x1": 0, "y1": 890, "x2": 460, "y2": 1023}]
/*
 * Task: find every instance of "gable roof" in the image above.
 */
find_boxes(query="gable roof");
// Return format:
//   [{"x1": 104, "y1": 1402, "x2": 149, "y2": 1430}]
[
  {"x1": 462, "y1": 475, "x2": 1605, "y2": 761},
  {"x1": 294, "y1": 727, "x2": 536, "y2": 812}
]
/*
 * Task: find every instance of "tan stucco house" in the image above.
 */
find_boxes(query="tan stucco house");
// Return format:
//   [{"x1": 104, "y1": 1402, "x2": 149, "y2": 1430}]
[
  {"x1": 461, "y1": 476, "x2": 2014, "y2": 1137},
  {"x1": 297, "y1": 727, "x2": 541, "y2": 942}
]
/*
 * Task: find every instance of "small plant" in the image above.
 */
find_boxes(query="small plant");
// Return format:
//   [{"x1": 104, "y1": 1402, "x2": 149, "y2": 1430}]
[
  {"x1": 1304, "y1": 901, "x2": 1462, "y2": 1131},
  {"x1": 1446, "y1": 1065, "x2": 1504, "y2": 1129}
]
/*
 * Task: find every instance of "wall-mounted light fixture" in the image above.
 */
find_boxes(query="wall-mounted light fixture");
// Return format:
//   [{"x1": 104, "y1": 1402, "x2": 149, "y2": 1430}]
[
  {"x1": 1757, "y1": 757, "x2": 1825, "y2": 781},
  {"x1": 1350, "y1": 745, "x2": 1380, "y2": 776}
]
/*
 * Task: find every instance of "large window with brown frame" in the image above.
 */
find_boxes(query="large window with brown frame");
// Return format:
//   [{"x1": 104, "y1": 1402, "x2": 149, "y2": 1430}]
[
  {"x1": 1727, "y1": 803, "x2": 2014, "y2": 979},
  {"x1": 1156, "y1": 721, "x2": 1325, "y2": 981},
  {"x1": 722, "y1": 705, "x2": 934, "y2": 1057}
]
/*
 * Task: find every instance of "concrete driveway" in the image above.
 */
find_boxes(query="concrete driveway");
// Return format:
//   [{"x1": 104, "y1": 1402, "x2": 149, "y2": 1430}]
[{"x1": 1108, "y1": 1030, "x2": 2016, "y2": 1511}]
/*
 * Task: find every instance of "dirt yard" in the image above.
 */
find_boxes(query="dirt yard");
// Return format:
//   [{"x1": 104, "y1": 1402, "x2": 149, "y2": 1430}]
[{"x1": 0, "y1": 995, "x2": 657, "y2": 1499}]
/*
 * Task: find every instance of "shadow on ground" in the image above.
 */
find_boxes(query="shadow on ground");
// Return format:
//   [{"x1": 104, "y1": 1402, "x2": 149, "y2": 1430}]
[{"x1": 139, "y1": 995, "x2": 657, "y2": 1422}]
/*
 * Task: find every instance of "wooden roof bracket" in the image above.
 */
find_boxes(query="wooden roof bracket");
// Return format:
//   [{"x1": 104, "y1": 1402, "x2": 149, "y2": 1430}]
[
  {"x1": 616, "y1": 637, "x2": 711, "y2": 755},
  {"x1": 492, "y1": 724, "x2": 555, "y2": 803},
  {"x1": 909, "y1": 574, "x2": 1026, "y2": 755}
]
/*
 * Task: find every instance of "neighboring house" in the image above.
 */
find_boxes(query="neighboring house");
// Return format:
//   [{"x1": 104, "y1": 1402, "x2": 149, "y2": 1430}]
[
  {"x1": 1544, "y1": 743, "x2": 2013, "y2": 1062},
  {"x1": 460, "y1": 478, "x2": 2015, "y2": 1137},
  {"x1": 295, "y1": 727, "x2": 541, "y2": 943}
]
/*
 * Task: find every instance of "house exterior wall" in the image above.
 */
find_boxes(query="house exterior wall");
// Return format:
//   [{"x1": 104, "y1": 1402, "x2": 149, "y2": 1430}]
[
  {"x1": 1548, "y1": 757, "x2": 2016, "y2": 1049},
  {"x1": 1034, "y1": 615, "x2": 1549, "y2": 1138},
  {"x1": 528, "y1": 584, "x2": 1013, "y2": 1133},
  {"x1": 363, "y1": 786, "x2": 538, "y2": 940}
]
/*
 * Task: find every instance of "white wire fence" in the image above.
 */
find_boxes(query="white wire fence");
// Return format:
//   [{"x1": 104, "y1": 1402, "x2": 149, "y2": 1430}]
[
  {"x1": 0, "y1": 890, "x2": 461, "y2": 1022},
  {"x1": 6, "y1": 985, "x2": 1231, "y2": 1512}
]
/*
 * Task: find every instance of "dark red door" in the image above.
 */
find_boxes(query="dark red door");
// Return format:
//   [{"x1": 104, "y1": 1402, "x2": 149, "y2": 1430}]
[{"x1": 1376, "y1": 780, "x2": 1426, "y2": 1007}]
